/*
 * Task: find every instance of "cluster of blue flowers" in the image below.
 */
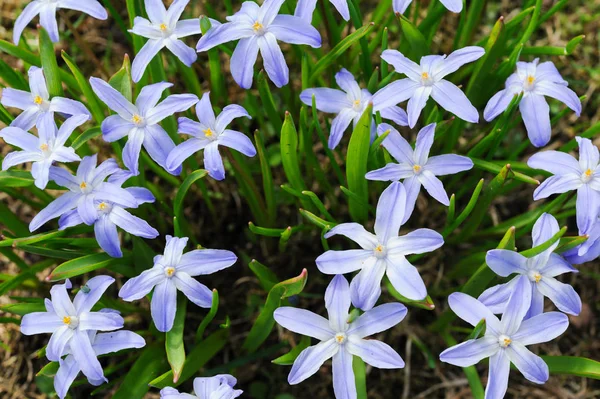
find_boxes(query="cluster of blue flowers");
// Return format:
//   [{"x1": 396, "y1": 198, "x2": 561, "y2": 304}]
[{"x1": 2, "y1": 0, "x2": 597, "y2": 398}]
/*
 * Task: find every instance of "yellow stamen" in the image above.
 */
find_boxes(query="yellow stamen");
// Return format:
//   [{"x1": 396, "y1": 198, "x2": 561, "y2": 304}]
[
  {"x1": 527, "y1": 75, "x2": 535, "y2": 85},
  {"x1": 63, "y1": 316, "x2": 71, "y2": 325},
  {"x1": 252, "y1": 21, "x2": 263, "y2": 32},
  {"x1": 165, "y1": 267, "x2": 176, "y2": 277},
  {"x1": 421, "y1": 72, "x2": 429, "y2": 80},
  {"x1": 132, "y1": 114, "x2": 142, "y2": 124},
  {"x1": 39, "y1": 143, "x2": 49, "y2": 151},
  {"x1": 353, "y1": 99, "x2": 361, "y2": 107},
  {"x1": 335, "y1": 333, "x2": 346, "y2": 344},
  {"x1": 585, "y1": 169, "x2": 593, "y2": 177},
  {"x1": 503, "y1": 337, "x2": 512, "y2": 346},
  {"x1": 533, "y1": 273, "x2": 542, "y2": 283},
  {"x1": 413, "y1": 165, "x2": 422, "y2": 173},
  {"x1": 375, "y1": 244, "x2": 384, "y2": 253},
  {"x1": 80, "y1": 181, "x2": 87, "y2": 190},
  {"x1": 34, "y1": 95, "x2": 43, "y2": 105},
  {"x1": 98, "y1": 202, "x2": 107, "y2": 211},
  {"x1": 159, "y1": 23, "x2": 167, "y2": 31},
  {"x1": 203, "y1": 128, "x2": 214, "y2": 138}
]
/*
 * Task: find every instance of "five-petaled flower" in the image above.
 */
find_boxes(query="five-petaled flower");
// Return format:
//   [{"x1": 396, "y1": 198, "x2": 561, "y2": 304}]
[
  {"x1": 372, "y1": 47, "x2": 484, "y2": 128},
  {"x1": 196, "y1": 0, "x2": 322, "y2": 89},
  {"x1": 167, "y1": 92, "x2": 256, "y2": 180},
  {"x1": 366, "y1": 122, "x2": 473, "y2": 223},
  {"x1": 479, "y1": 213, "x2": 581, "y2": 317},
  {"x1": 130, "y1": 0, "x2": 206, "y2": 82},
  {"x1": 90, "y1": 77, "x2": 198, "y2": 175},
  {"x1": 440, "y1": 276, "x2": 569, "y2": 399},
  {"x1": 160, "y1": 375, "x2": 243, "y2": 399},
  {"x1": 300, "y1": 68, "x2": 408, "y2": 149},
  {"x1": 294, "y1": 0, "x2": 350, "y2": 21},
  {"x1": 0, "y1": 66, "x2": 90, "y2": 131},
  {"x1": 57, "y1": 170, "x2": 159, "y2": 258},
  {"x1": 20, "y1": 277, "x2": 125, "y2": 384},
  {"x1": 119, "y1": 235, "x2": 237, "y2": 332},
  {"x1": 14, "y1": 0, "x2": 107, "y2": 43},
  {"x1": 274, "y1": 275, "x2": 406, "y2": 399},
  {"x1": 393, "y1": 0, "x2": 462, "y2": 14},
  {"x1": 484, "y1": 59, "x2": 581, "y2": 148},
  {"x1": 29, "y1": 154, "x2": 139, "y2": 232},
  {"x1": 528, "y1": 137, "x2": 600, "y2": 233},
  {"x1": 0, "y1": 114, "x2": 85, "y2": 189},
  {"x1": 316, "y1": 182, "x2": 444, "y2": 310}
]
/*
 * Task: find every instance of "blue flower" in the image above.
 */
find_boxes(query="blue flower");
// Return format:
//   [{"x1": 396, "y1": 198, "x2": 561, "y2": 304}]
[
  {"x1": 563, "y1": 216, "x2": 600, "y2": 264},
  {"x1": 196, "y1": 0, "x2": 322, "y2": 89},
  {"x1": 316, "y1": 182, "x2": 444, "y2": 310},
  {"x1": 20, "y1": 277, "x2": 125, "y2": 383},
  {"x1": 14, "y1": 0, "x2": 107, "y2": 44},
  {"x1": 0, "y1": 114, "x2": 86, "y2": 189},
  {"x1": 479, "y1": 213, "x2": 581, "y2": 317},
  {"x1": 130, "y1": 0, "x2": 206, "y2": 82},
  {"x1": 29, "y1": 154, "x2": 139, "y2": 232},
  {"x1": 0, "y1": 66, "x2": 91, "y2": 130},
  {"x1": 160, "y1": 375, "x2": 243, "y2": 399},
  {"x1": 166, "y1": 92, "x2": 255, "y2": 180},
  {"x1": 90, "y1": 77, "x2": 198, "y2": 175},
  {"x1": 484, "y1": 59, "x2": 581, "y2": 147},
  {"x1": 393, "y1": 0, "x2": 462, "y2": 14},
  {"x1": 57, "y1": 170, "x2": 159, "y2": 258},
  {"x1": 440, "y1": 276, "x2": 569, "y2": 399},
  {"x1": 372, "y1": 47, "x2": 484, "y2": 128},
  {"x1": 528, "y1": 137, "x2": 600, "y2": 233},
  {"x1": 274, "y1": 275, "x2": 406, "y2": 399},
  {"x1": 294, "y1": 0, "x2": 349, "y2": 21},
  {"x1": 366, "y1": 122, "x2": 473, "y2": 222},
  {"x1": 119, "y1": 236, "x2": 237, "y2": 332},
  {"x1": 300, "y1": 68, "x2": 408, "y2": 149}
]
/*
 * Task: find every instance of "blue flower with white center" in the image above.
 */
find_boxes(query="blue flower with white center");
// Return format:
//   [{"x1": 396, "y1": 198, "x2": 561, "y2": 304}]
[
  {"x1": 366, "y1": 122, "x2": 473, "y2": 223},
  {"x1": 484, "y1": 59, "x2": 581, "y2": 148},
  {"x1": 0, "y1": 114, "x2": 86, "y2": 189},
  {"x1": 479, "y1": 213, "x2": 581, "y2": 317},
  {"x1": 166, "y1": 92, "x2": 256, "y2": 180},
  {"x1": 0, "y1": 66, "x2": 91, "y2": 131},
  {"x1": 29, "y1": 154, "x2": 139, "y2": 232},
  {"x1": 119, "y1": 236, "x2": 238, "y2": 332},
  {"x1": 528, "y1": 137, "x2": 600, "y2": 233},
  {"x1": 55, "y1": 327, "x2": 146, "y2": 399},
  {"x1": 563, "y1": 215, "x2": 600, "y2": 264},
  {"x1": 274, "y1": 275, "x2": 406, "y2": 399},
  {"x1": 13, "y1": 0, "x2": 107, "y2": 44},
  {"x1": 160, "y1": 375, "x2": 243, "y2": 399},
  {"x1": 57, "y1": 170, "x2": 158, "y2": 258},
  {"x1": 440, "y1": 276, "x2": 569, "y2": 399},
  {"x1": 130, "y1": 0, "x2": 209, "y2": 82},
  {"x1": 89, "y1": 77, "x2": 198, "y2": 175},
  {"x1": 316, "y1": 182, "x2": 444, "y2": 310},
  {"x1": 196, "y1": 0, "x2": 322, "y2": 89},
  {"x1": 393, "y1": 0, "x2": 462, "y2": 14},
  {"x1": 294, "y1": 0, "x2": 350, "y2": 21},
  {"x1": 300, "y1": 68, "x2": 408, "y2": 149},
  {"x1": 20, "y1": 276, "x2": 125, "y2": 384},
  {"x1": 372, "y1": 47, "x2": 484, "y2": 128}
]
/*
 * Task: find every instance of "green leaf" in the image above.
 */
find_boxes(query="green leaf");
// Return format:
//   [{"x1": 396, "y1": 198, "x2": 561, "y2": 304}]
[
  {"x1": 39, "y1": 27, "x2": 63, "y2": 97},
  {"x1": 520, "y1": 226, "x2": 567, "y2": 258},
  {"x1": 0, "y1": 301, "x2": 46, "y2": 315},
  {"x1": 471, "y1": 158, "x2": 539, "y2": 185},
  {"x1": 173, "y1": 169, "x2": 209, "y2": 223},
  {"x1": 272, "y1": 335, "x2": 311, "y2": 365},
  {"x1": 109, "y1": 55, "x2": 133, "y2": 102},
  {"x1": 112, "y1": 343, "x2": 169, "y2": 399},
  {"x1": 249, "y1": 259, "x2": 280, "y2": 292},
  {"x1": 71, "y1": 127, "x2": 102, "y2": 150},
  {"x1": 299, "y1": 208, "x2": 336, "y2": 230},
  {"x1": 48, "y1": 253, "x2": 132, "y2": 281},
  {"x1": 166, "y1": 294, "x2": 187, "y2": 383},
  {"x1": 346, "y1": 104, "x2": 372, "y2": 222},
  {"x1": 544, "y1": 356, "x2": 600, "y2": 379},
  {"x1": 353, "y1": 356, "x2": 368, "y2": 399},
  {"x1": 150, "y1": 328, "x2": 229, "y2": 388},
  {"x1": 254, "y1": 130, "x2": 276, "y2": 225},
  {"x1": 61, "y1": 51, "x2": 106, "y2": 123},
  {"x1": 280, "y1": 112, "x2": 305, "y2": 193},
  {"x1": 398, "y1": 15, "x2": 429, "y2": 60},
  {"x1": 0, "y1": 171, "x2": 34, "y2": 188},
  {"x1": 195, "y1": 289, "x2": 219, "y2": 342},
  {"x1": 242, "y1": 268, "x2": 308, "y2": 353}
]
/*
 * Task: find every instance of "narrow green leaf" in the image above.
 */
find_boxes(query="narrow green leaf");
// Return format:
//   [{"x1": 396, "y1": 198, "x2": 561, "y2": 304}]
[
  {"x1": 544, "y1": 356, "x2": 600, "y2": 379},
  {"x1": 0, "y1": 301, "x2": 46, "y2": 316},
  {"x1": 254, "y1": 130, "x2": 276, "y2": 225},
  {"x1": 397, "y1": 15, "x2": 428, "y2": 60},
  {"x1": 0, "y1": 171, "x2": 34, "y2": 188},
  {"x1": 195, "y1": 289, "x2": 219, "y2": 342},
  {"x1": 353, "y1": 356, "x2": 368, "y2": 399},
  {"x1": 48, "y1": 253, "x2": 132, "y2": 281},
  {"x1": 71, "y1": 127, "x2": 102, "y2": 150},
  {"x1": 173, "y1": 169, "x2": 209, "y2": 222},
  {"x1": 346, "y1": 104, "x2": 372, "y2": 222},
  {"x1": 272, "y1": 335, "x2": 311, "y2": 365},
  {"x1": 39, "y1": 27, "x2": 63, "y2": 97},
  {"x1": 61, "y1": 51, "x2": 106, "y2": 123},
  {"x1": 280, "y1": 112, "x2": 305, "y2": 192},
  {"x1": 520, "y1": 226, "x2": 567, "y2": 257},
  {"x1": 299, "y1": 208, "x2": 336, "y2": 230},
  {"x1": 166, "y1": 295, "x2": 187, "y2": 383},
  {"x1": 112, "y1": 343, "x2": 169, "y2": 399},
  {"x1": 249, "y1": 259, "x2": 280, "y2": 292},
  {"x1": 109, "y1": 55, "x2": 133, "y2": 102}
]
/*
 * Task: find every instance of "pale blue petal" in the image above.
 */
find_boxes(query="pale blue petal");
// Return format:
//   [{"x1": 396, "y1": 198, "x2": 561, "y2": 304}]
[
  {"x1": 541, "y1": 253, "x2": 578, "y2": 277},
  {"x1": 131, "y1": 39, "x2": 165, "y2": 83},
  {"x1": 326, "y1": 274, "x2": 351, "y2": 331},
  {"x1": 484, "y1": 351, "x2": 510, "y2": 399},
  {"x1": 119, "y1": 267, "x2": 165, "y2": 301},
  {"x1": 143, "y1": 125, "x2": 180, "y2": 174},
  {"x1": 537, "y1": 276, "x2": 581, "y2": 315},
  {"x1": 526, "y1": 150, "x2": 580, "y2": 175},
  {"x1": 94, "y1": 215, "x2": 122, "y2": 258},
  {"x1": 347, "y1": 303, "x2": 407, "y2": 338},
  {"x1": 196, "y1": 22, "x2": 254, "y2": 52},
  {"x1": 92, "y1": 330, "x2": 146, "y2": 355},
  {"x1": 371, "y1": 79, "x2": 420, "y2": 111},
  {"x1": 166, "y1": 38, "x2": 197, "y2": 66},
  {"x1": 331, "y1": 349, "x2": 356, "y2": 399},
  {"x1": 163, "y1": 235, "x2": 188, "y2": 265},
  {"x1": 328, "y1": 108, "x2": 354, "y2": 149},
  {"x1": 136, "y1": 81, "x2": 173, "y2": 114},
  {"x1": 0, "y1": 127, "x2": 39, "y2": 151},
  {"x1": 439, "y1": 336, "x2": 498, "y2": 367},
  {"x1": 316, "y1": 249, "x2": 373, "y2": 274},
  {"x1": 512, "y1": 312, "x2": 569, "y2": 346},
  {"x1": 274, "y1": 307, "x2": 334, "y2": 341},
  {"x1": 534, "y1": 80, "x2": 581, "y2": 116},
  {"x1": 577, "y1": 136, "x2": 599, "y2": 170},
  {"x1": 324, "y1": 222, "x2": 378, "y2": 249},
  {"x1": 146, "y1": 94, "x2": 199, "y2": 125},
  {"x1": 122, "y1": 128, "x2": 145, "y2": 175},
  {"x1": 89, "y1": 77, "x2": 137, "y2": 119},
  {"x1": 130, "y1": 17, "x2": 163, "y2": 39},
  {"x1": 350, "y1": 258, "x2": 386, "y2": 311},
  {"x1": 380, "y1": 50, "x2": 421, "y2": 81},
  {"x1": 258, "y1": 0, "x2": 285, "y2": 25},
  {"x1": 151, "y1": 279, "x2": 178, "y2": 332},
  {"x1": 294, "y1": 0, "x2": 317, "y2": 22},
  {"x1": 520, "y1": 93, "x2": 551, "y2": 147},
  {"x1": 215, "y1": 104, "x2": 251, "y2": 132},
  {"x1": 379, "y1": 105, "x2": 409, "y2": 126},
  {"x1": 204, "y1": 142, "x2": 225, "y2": 180},
  {"x1": 500, "y1": 275, "x2": 531, "y2": 335},
  {"x1": 109, "y1": 207, "x2": 158, "y2": 239},
  {"x1": 230, "y1": 36, "x2": 260, "y2": 89},
  {"x1": 407, "y1": 86, "x2": 432, "y2": 128},
  {"x1": 13, "y1": 2, "x2": 44, "y2": 44},
  {"x1": 20, "y1": 312, "x2": 63, "y2": 335},
  {"x1": 57, "y1": 0, "x2": 108, "y2": 19},
  {"x1": 506, "y1": 342, "x2": 548, "y2": 384},
  {"x1": 101, "y1": 115, "x2": 134, "y2": 142},
  {"x1": 335, "y1": 68, "x2": 361, "y2": 99},
  {"x1": 47, "y1": 326, "x2": 74, "y2": 361},
  {"x1": 55, "y1": 355, "x2": 80, "y2": 399},
  {"x1": 477, "y1": 279, "x2": 516, "y2": 314},
  {"x1": 377, "y1": 123, "x2": 414, "y2": 164},
  {"x1": 418, "y1": 170, "x2": 450, "y2": 205},
  {"x1": 374, "y1": 181, "x2": 406, "y2": 242},
  {"x1": 50, "y1": 97, "x2": 91, "y2": 120},
  {"x1": 401, "y1": 176, "x2": 421, "y2": 224},
  {"x1": 143, "y1": 0, "x2": 167, "y2": 24},
  {"x1": 425, "y1": 154, "x2": 473, "y2": 176},
  {"x1": 30, "y1": 191, "x2": 80, "y2": 232},
  {"x1": 70, "y1": 329, "x2": 106, "y2": 382},
  {"x1": 177, "y1": 249, "x2": 237, "y2": 276},
  {"x1": 175, "y1": 19, "x2": 202, "y2": 38},
  {"x1": 413, "y1": 123, "x2": 435, "y2": 164},
  {"x1": 576, "y1": 184, "x2": 600, "y2": 233},
  {"x1": 219, "y1": 129, "x2": 256, "y2": 157},
  {"x1": 366, "y1": 163, "x2": 414, "y2": 181},
  {"x1": 1, "y1": 88, "x2": 34, "y2": 110},
  {"x1": 258, "y1": 33, "x2": 289, "y2": 88},
  {"x1": 288, "y1": 340, "x2": 338, "y2": 384},
  {"x1": 300, "y1": 88, "x2": 350, "y2": 113},
  {"x1": 393, "y1": 0, "x2": 411, "y2": 13},
  {"x1": 73, "y1": 275, "x2": 114, "y2": 314},
  {"x1": 50, "y1": 280, "x2": 76, "y2": 317},
  {"x1": 166, "y1": 138, "x2": 207, "y2": 172},
  {"x1": 78, "y1": 311, "x2": 124, "y2": 331},
  {"x1": 434, "y1": 46, "x2": 484, "y2": 79},
  {"x1": 385, "y1": 255, "x2": 427, "y2": 301},
  {"x1": 173, "y1": 272, "x2": 213, "y2": 308},
  {"x1": 485, "y1": 249, "x2": 528, "y2": 277},
  {"x1": 386, "y1": 228, "x2": 443, "y2": 256},
  {"x1": 40, "y1": 5, "x2": 59, "y2": 42},
  {"x1": 10, "y1": 107, "x2": 40, "y2": 130},
  {"x1": 533, "y1": 174, "x2": 581, "y2": 200},
  {"x1": 269, "y1": 15, "x2": 321, "y2": 47},
  {"x1": 447, "y1": 292, "x2": 501, "y2": 335},
  {"x1": 484, "y1": 88, "x2": 516, "y2": 121},
  {"x1": 431, "y1": 79, "x2": 479, "y2": 123},
  {"x1": 329, "y1": 0, "x2": 350, "y2": 20}
]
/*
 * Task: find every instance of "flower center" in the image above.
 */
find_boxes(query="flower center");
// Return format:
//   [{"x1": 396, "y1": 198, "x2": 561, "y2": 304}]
[
  {"x1": 132, "y1": 114, "x2": 143, "y2": 125},
  {"x1": 63, "y1": 315, "x2": 79, "y2": 329},
  {"x1": 335, "y1": 333, "x2": 347, "y2": 344},
  {"x1": 421, "y1": 71, "x2": 433, "y2": 86},
  {"x1": 252, "y1": 21, "x2": 265, "y2": 34},
  {"x1": 528, "y1": 270, "x2": 542, "y2": 283},
  {"x1": 97, "y1": 202, "x2": 110, "y2": 212},
  {"x1": 39, "y1": 143, "x2": 49, "y2": 151},
  {"x1": 203, "y1": 128, "x2": 216, "y2": 139},
  {"x1": 413, "y1": 164, "x2": 422, "y2": 174},
  {"x1": 498, "y1": 334, "x2": 512, "y2": 348},
  {"x1": 159, "y1": 23, "x2": 168, "y2": 31},
  {"x1": 582, "y1": 168, "x2": 593, "y2": 183},
  {"x1": 34, "y1": 95, "x2": 43, "y2": 105},
  {"x1": 79, "y1": 182, "x2": 88, "y2": 191},
  {"x1": 352, "y1": 99, "x2": 362, "y2": 111},
  {"x1": 165, "y1": 267, "x2": 176, "y2": 277},
  {"x1": 524, "y1": 75, "x2": 536, "y2": 90},
  {"x1": 373, "y1": 244, "x2": 387, "y2": 259}
]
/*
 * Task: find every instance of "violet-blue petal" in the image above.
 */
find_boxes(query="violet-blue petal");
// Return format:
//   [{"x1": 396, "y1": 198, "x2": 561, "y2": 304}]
[
  {"x1": 380, "y1": 50, "x2": 421, "y2": 81},
  {"x1": 167, "y1": 138, "x2": 208, "y2": 172},
  {"x1": 484, "y1": 88, "x2": 515, "y2": 121},
  {"x1": 374, "y1": 181, "x2": 406, "y2": 242},
  {"x1": 406, "y1": 86, "x2": 432, "y2": 128},
  {"x1": 136, "y1": 82, "x2": 173, "y2": 114},
  {"x1": 119, "y1": 267, "x2": 165, "y2": 301},
  {"x1": 0, "y1": 127, "x2": 39, "y2": 152},
  {"x1": 347, "y1": 303, "x2": 407, "y2": 338},
  {"x1": 273, "y1": 307, "x2": 334, "y2": 341},
  {"x1": 92, "y1": 330, "x2": 146, "y2": 355},
  {"x1": 431, "y1": 80, "x2": 479, "y2": 123},
  {"x1": 577, "y1": 136, "x2": 599, "y2": 170},
  {"x1": 316, "y1": 249, "x2": 372, "y2": 274},
  {"x1": 365, "y1": 163, "x2": 414, "y2": 181},
  {"x1": 535, "y1": 80, "x2": 581, "y2": 116},
  {"x1": 146, "y1": 94, "x2": 198, "y2": 125},
  {"x1": 294, "y1": 0, "x2": 317, "y2": 22},
  {"x1": 219, "y1": 130, "x2": 256, "y2": 157},
  {"x1": 533, "y1": 174, "x2": 582, "y2": 200},
  {"x1": 576, "y1": 184, "x2": 600, "y2": 233},
  {"x1": 173, "y1": 272, "x2": 213, "y2": 308},
  {"x1": 57, "y1": 0, "x2": 108, "y2": 19},
  {"x1": 520, "y1": 94, "x2": 551, "y2": 147},
  {"x1": 331, "y1": 349, "x2": 356, "y2": 399},
  {"x1": 325, "y1": 274, "x2": 351, "y2": 331},
  {"x1": 434, "y1": 47, "x2": 484, "y2": 79},
  {"x1": 269, "y1": 15, "x2": 321, "y2": 47},
  {"x1": 506, "y1": 342, "x2": 548, "y2": 384},
  {"x1": 300, "y1": 88, "x2": 350, "y2": 113},
  {"x1": 350, "y1": 259, "x2": 386, "y2": 311},
  {"x1": 288, "y1": 340, "x2": 338, "y2": 385},
  {"x1": 95, "y1": 216, "x2": 122, "y2": 258},
  {"x1": 377, "y1": 123, "x2": 414, "y2": 165},
  {"x1": 371, "y1": 79, "x2": 420, "y2": 111},
  {"x1": 348, "y1": 336, "x2": 405, "y2": 368},
  {"x1": 89, "y1": 77, "x2": 137, "y2": 119},
  {"x1": 324, "y1": 222, "x2": 377, "y2": 249},
  {"x1": 70, "y1": 329, "x2": 106, "y2": 382},
  {"x1": 386, "y1": 228, "x2": 444, "y2": 256},
  {"x1": 439, "y1": 335, "x2": 498, "y2": 367},
  {"x1": 512, "y1": 311, "x2": 569, "y2": 346},
  {"x1": 55, "y1": 355, "x2": 80, "y2": 399},
  {"x1": 175, "y1": 19, "x2": 203, "y2": 38},
  {"x1": 385, "y1": 255, "x2": 427, "y2": 301},
  {"x1": 29, "y1": 191, "x2": 80, "y2": 232},
  {"x1": 537, "y1": 276, "x2": 582, "y2": 315},
  {"x1": 196, "y1": 22, "x2": 253, "y2": 52},
  {"x1": 541, "y1": 253, "x2": 578, "y2": 277},
  {"x1": 122, "y1": 128, "x2": 145, "y2": 175},
  {"x1": 477, "y1": 279, "x2": 516, "y2": 314},
  {"x1": 329, "y1": 0, "x2": 350, "y2": 20},
  {"x1": 73, "y1": 275, "x2": 114, "y2": 314},
  {"x1": 230, "y1": 36, "x2": 260, "y2": 89},
  {"x1": 401, "y1": 175, "x2": 421, "y2": 224},
  {"x1": 204, "y1": 142, "x2": 226, "y2": 180},
  {"x1": 110, "y1": 207, "x2": 158, "y2": 239},
  {"x1": 50, "y1": 97, "x2": 91, "y2": 120},
  {"x1": 46, "y1": 326, "x2": 74, "y2": 361},
  {"x1": 379, "y1": 105, "x2": 409, "y2": 126},
  {"x1": 13, "y1": 2, "x2": 44, "y2": 44},
  {"x1": 131, "y1": 39, "x2": 165, "y2": 83},
  {"x1": 40, "y1": 6, "x2": 59, "y2": 42},
  {"x1": 485, "y1": 351, "x2": 510, "y2": 399},
  {"x1": 485, "y1": 249, "x2": 528, "y2": 277},
  {"x1": 328, "y1": 108, "x2": 354, "y2": 149},
  {"x1": 258, "y1": 33, "x2": 289, "y2": 88},
  {"x1": 177, "y1": 249, "x2": 237, "y2": 276},
  {"x1": 413, "y1": 123, "x2": 435, "y2": 164},
  {"x1": 527, "y1": 150, "x2": 580, "y2": 176},
  {"x1": 447, "y1": 292, "x2": 501, "y2": 334},
  {"x1": 166, "y1": 38, "x2": 197, "y2": 66},
  {"x1": 418, "y1": 170, "x2": 450, "y2": 205},
  {"x1": 20, "y1": 312, "x2": 63, "y2": 335},
  {"x1": 215, "y1": 104, "x2": 251, "y2": 132},
  {"x1": 78, "y1": 311, "x2": 124, "y2": 331},
  {"x1": 144, "y1": 125, "x2": 180, "y2": 174},
  {"x1": 425, "y1": 154, "x2": 473, "y2": 176},
  {"x1": 1, "y1": 88, "x2": 34, "y2": 110},
  {"x1": 151, "y1": 279, "x2": 178, "y2": 332},
  {"x1": 500, "y1": 275, "x2": 531, "y2": 335}
]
